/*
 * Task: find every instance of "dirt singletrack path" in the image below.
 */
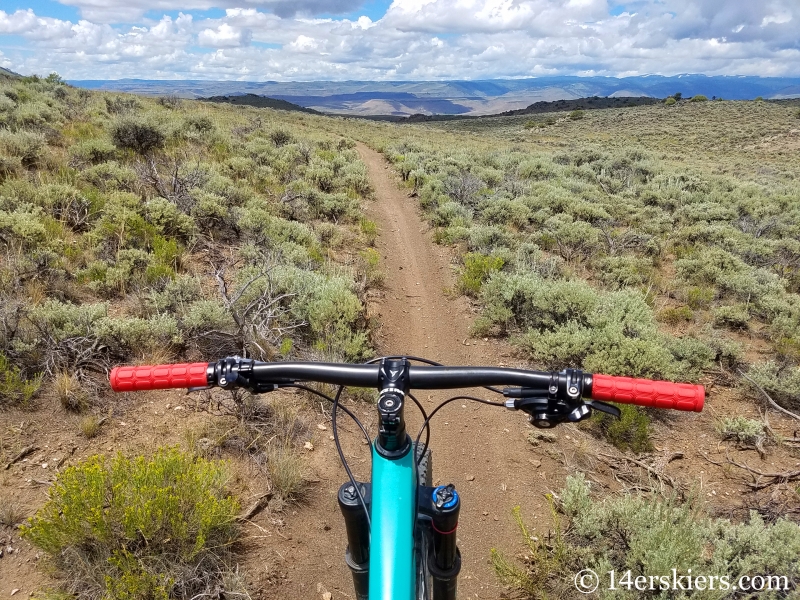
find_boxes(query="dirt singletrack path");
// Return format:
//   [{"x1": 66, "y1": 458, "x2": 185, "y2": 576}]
[{"x1": 355, "y1": 143, "x2": 552, "y2": 598}]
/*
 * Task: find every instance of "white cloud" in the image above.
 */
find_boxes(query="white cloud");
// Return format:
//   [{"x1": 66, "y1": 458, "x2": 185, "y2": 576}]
[
  {"x1": 198, "y1": 23, "x2": 252, "y2": 47},
  {"x1": 0, "y1": 1, "x2": 799, "y2": 81}
]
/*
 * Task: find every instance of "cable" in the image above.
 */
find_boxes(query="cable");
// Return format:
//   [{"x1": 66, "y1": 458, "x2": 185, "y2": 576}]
[
  {"x1": 414, "y1": 395, "x2": 505, "y2": 459},
  {"x1": 287, "y1": 383, "x2": 371, "y2": 529},
  {"x1": 408, "y1": 392, "x2": 430, "y2": 466},
  {"x1": 286, "y1": 384, "x2": 371, "y2": 446},
  {"x1": 333, "y1": 384, "x2": 371, "y2": 529}
]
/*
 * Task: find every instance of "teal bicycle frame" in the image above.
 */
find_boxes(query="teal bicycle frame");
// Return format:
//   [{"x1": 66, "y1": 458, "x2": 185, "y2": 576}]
[{"x1": 369, "y1": 444, "x2": 417, "y2": 599}]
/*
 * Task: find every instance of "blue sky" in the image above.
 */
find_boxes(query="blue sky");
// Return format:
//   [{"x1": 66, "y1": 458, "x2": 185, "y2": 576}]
[{"x1": 1, "y1": 0, "x2": 799, "y2": 80}]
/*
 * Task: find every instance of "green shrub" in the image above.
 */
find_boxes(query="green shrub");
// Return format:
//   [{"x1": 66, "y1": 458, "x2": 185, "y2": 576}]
[
  {"x1": 485, "y1": 274, "x2": 712, "y2": 380},
  {"x1": 664, "y1": 97, "x2": 677, "y2": 106},
  {"x1": 91, "y1": 192, "x2": 158, "y2": 252},
  {"x1": 21, "y1": 448, "x2": 240, "y2": 600},
  {"x1": 272, "y1": 266, "x2": 371, "y2": 361},
  {"x1": 685, "y1": 286, "x2": 715, "y2": 309},
  {"x1": 517, "y1": 159, "x2": 556, "y2": 180},
  {"x1": 104, "y1": 95, "x2": 139, "y2": 114},
  {"x1": 552, "y1": 475, "x2": 800, "y2": 600},
  {"x1": 0, "y1": 203, "x2": 48, "y2": 250},
  {"x1": 28, "y1": 300, "x2": 108, "y2": 341},
  {"x1": 69, "y1": 138, "x2": 116, "y2": 165},
  {"x1": 496, "y1": 473, "x2": 800, "y2": 599},
  {"x1": 0, "y1": 353, "x2": 42, "y2": 408},
  {"x1": 158, "y1": 94, "x2": 183, "y2": 109},
  {"x1": 111, "y1": 116, "x2": 166, "y2": 154},
  {"x1": 490, "y1": 502, "x2": 570, "y2": 598},
  {"x1": 713, "y1": 304, "x2": 751, "y2": 329},
  {"x1": 479, "y1": 198, "x2": 531, "y2": 228},
  {"x1": 589, "y1": 404, "x2": 653, "y2": 453},
  {"x1": 0, "y1": 154, "x2": 21, "y2": 181},
  {"x1": 80, "y1": 161, "x2": 138, "y2": 192},
  {"x1": 690, "y1": 95, "x2": 709, "y2": 102},
  {"x1": 95, "y1": 314, "x2": 181, "y2": 356},
  {"x1": 146, "y1": 197, "x2": 196, "y2": 240},
  {"x1": 568, "y1": 109, "x2": 585, "y2": 120},
  {"x1": 359, "y1": 217, "x2": 378, "y2": 246},
  {"x1": 459, "y1": 252, "x2": 504, "y2": 297},
  {"x1": 744, "y1": 361, "x2": 800, "y2": 411},
  {"x1": 596, "y1": 255, "x2": 654, "y2": 289},
  {"x1": 0, "y1": 130, "x2": 46, "y2": 167},
  {"x1": 657, "y1": 305, "x2": 693, "y2": 324},
  {"x1": 181, "y1": 300, "x2": 235, "y2": 334},
  {"x1": 536, "y1": 215, "x2": 601, "y2": 262},
  {"x1": 523, "y1": 119, "x2": 547, "y2": 129},
  {"x1": 717, "y1": 416, "x2": 768, "y2": 448},
  {"x1": 269, "y1": 128, "x2": 292, "y2": 147}
]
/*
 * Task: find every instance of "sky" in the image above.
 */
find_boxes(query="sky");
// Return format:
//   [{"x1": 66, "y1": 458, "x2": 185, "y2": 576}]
[{"x1": 0, "y1": 0, "x2": 798, "y2": 81}]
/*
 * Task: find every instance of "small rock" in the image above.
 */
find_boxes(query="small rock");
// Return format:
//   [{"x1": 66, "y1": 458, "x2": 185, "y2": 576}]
[
  {"x1": 528, "y1": 459, "x2": 542, "y2": 468},
  {"x1": 493, "y1": 516, "x2": 499, "y2": 521},
  {"x1": 328, "y1": 435, "x2": 334, "y2": 440},
  {"x1": 41, "y1": 463, "x2": 48, "y2": 469},
  {"x1": 482, "y1": 511, "x2": 489, "y2": 516},
  {"x1": 174, "y1": 406, "x2": 183, "y2": 411},
  {"x1": 466, "y1": 475, "x2": 475, "y2": 481},
  {"x1": 317, "y1": 424, "x2": 327, "y2": 431},
  {"x1": 166, "y1": 403, "x2": 171, "y2": 409},
  {"x1": 322, "y1": 593, "x2": 332, "y2": 600},
  {"x1": 11, "y1": 589, "x2": 19, "y2": 596},
  {"x1": 304, "y1": 441, "x2": 314, "y2": 451}
]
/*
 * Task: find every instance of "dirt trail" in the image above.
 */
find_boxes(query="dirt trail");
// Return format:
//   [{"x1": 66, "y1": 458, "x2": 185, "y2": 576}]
[{"x1": 355, "y1": 143, "x2": 551, "y2": 598}]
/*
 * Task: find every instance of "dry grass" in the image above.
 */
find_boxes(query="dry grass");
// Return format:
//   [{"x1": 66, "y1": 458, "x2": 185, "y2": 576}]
[
  {"x1": 266, "y1": 442, "x2": 308, "y2": 500},
  {"x1": 0, "y1": 500, "x2": 25, "y2": 528},
  {"x1": 55, "y1": 372, "x2": 87, "y2": 412},
  {"x1": 78, "y1": 415, "x2": 103, "y2": 438}
]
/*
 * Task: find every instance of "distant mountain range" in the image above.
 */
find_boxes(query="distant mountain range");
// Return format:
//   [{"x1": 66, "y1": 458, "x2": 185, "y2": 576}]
[{"x1": 69, "y1": 75, "x2": 800, "y2": 117}]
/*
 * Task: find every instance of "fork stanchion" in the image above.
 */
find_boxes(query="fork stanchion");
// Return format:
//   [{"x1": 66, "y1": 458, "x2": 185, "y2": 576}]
[
  {"x1": 430, "y1": 484, "x2": 461, "y2": 600},
  {"x1": 338, "y1": 482, "x2": 370, "y2": 600}
]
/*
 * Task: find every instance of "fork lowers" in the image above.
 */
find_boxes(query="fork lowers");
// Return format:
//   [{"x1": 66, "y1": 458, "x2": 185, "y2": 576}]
[
  {"x1": 429, "y1": 484, "x2": 461, "y2": 600},
  {"x1": 338, "y1": 482, "x2": 371, "y2": 600}
]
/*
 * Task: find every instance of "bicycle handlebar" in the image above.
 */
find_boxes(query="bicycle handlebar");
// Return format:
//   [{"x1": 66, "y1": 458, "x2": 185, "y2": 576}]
[{"x1": 109, "y1": 360, "x2": 704, "y2": 412}]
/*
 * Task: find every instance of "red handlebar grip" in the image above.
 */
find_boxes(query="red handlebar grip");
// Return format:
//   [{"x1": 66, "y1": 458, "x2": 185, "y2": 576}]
[
  {"x1": 110, "y1": 363, "x2": 210, "y2": 392},
  {"x1": 591, "y1": 374, "x2": 704, "y2": 412}
]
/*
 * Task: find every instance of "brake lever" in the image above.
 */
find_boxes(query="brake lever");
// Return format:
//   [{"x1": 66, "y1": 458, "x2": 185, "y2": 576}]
[{"x1": 585, "y1": 400, "x2": 621, "y2": 419}]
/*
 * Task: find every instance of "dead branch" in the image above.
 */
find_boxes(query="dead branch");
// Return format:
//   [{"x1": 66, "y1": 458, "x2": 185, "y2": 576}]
[
  {"x1": 211, "y1": 263, "x2": 306, "y2": 359},
  {"x1": 597, "y1": 451, "x2": 683, "y2": 493},
  {"x1": 738, "y1": 369, "x2": 800, "y2": 422},
  {"x1": 724, "y1": 454, "x2": 800, "y2": 491},
  {"x1": 4, "y1": 445, "x2": 38, "y2": 470},
  {"x1": 237, "y1": 491, "x2": 274, "y2": 522},
  {"x1": 699, "y1": 450, "x2": 800, "y2": 491},
  {"x1": 136, "y1": 154, "x2": 206, "y2": 213}
]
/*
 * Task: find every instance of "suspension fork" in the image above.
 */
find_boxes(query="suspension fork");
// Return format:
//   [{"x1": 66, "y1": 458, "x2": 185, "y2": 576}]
[{"x1": 417, "y1": 484, "x2": 462, "y2": 600}]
